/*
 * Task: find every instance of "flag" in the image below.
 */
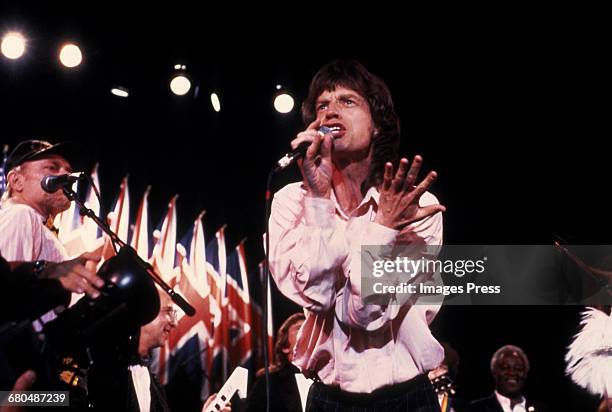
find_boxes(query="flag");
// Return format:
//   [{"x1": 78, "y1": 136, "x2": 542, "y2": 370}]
[
  {"x1": 130, "y1": 185, "x2": 152, "y2": 261},
  {"x1": 157, "y1": 211, "x2": 215, "y2": 402},
  {"x1": 108, "y1": 175, "x2": 131, "y2": 243},
  {"x1": 55, "y1": 164, "x2": 105, "y2": 257},
  {"x1": 99, "y1": 175, "x2": 130, "y2": 264},
  {"x1": 206, "y1": 226, "x2": 229, "y2": 388},
  {"x1": 225, "y1": 242, "x2": 254, "y2": 369},
  {"x1": 81, "y1": 163, "x2": 103, "y2": 251},
  {"x1": 0, "y1": 144, "x2": 8, "y2": 198},
  {"x1": 54, "y1": 179, "x2": 80, "y2": 244},
  {"x1": 150, "y1": 195, "x2": 178, "y2": 282}
]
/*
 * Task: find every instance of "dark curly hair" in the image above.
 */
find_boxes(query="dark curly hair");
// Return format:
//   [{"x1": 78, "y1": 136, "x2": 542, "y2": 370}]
[
  {"x1": 301, "y1": 59, "x2": 400, "y2": 193},
  {"x1": 273, "y1": 312, "x2": 306, "y2": 369}
]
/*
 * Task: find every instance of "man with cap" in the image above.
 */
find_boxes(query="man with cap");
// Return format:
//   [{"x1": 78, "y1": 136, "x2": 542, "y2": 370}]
[
  {"x1": 0, "y1": 140, "x2": 105, "y2": 404},
  {"x1": 0, "y1": 139, "x2": 103, "y2": 301}
]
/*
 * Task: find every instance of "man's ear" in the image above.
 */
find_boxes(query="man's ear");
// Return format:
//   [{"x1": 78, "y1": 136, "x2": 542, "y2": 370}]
[
  {"x1": 282, "y1": 347, "x2": 290, "y2": 354},
  {"x1": 7, "y1": 170, "x2": 24, "y2": 192}
]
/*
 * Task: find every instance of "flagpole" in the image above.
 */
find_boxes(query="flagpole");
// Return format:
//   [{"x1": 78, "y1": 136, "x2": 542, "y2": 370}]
[
  {"x1": 262, "y1": 169, "x2": 276, "y2": 412},
  {"x1": 61, "y1": 184, "x2": 196, "y2": 316}
]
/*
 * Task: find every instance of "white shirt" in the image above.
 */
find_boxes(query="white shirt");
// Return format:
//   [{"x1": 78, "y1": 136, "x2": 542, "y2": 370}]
[
  {"x1": 0, "y1": 201, "x2": 68, "y2": 262},
  {"x1": 129, "y1": 365, "x2": 152, "y2": 412},
  {"x1": 0, "y1": 200, "x2": 70, "y2": 326},
  {"x1": 495, "y1": 390, "x2": 527, "y2": 412},
  {"x1": 268, "y1": 182, "x2": 444, "y2": 392}
]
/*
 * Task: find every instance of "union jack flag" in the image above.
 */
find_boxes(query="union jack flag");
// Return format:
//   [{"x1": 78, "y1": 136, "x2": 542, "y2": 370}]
[{"x1": 157, "y1": 211, "x2": 215, "y2": 403}]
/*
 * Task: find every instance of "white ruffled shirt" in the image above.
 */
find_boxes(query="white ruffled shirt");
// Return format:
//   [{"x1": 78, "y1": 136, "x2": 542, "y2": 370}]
[{"x1": 268, "y1": 183, "x2": 444, "y2": 392}]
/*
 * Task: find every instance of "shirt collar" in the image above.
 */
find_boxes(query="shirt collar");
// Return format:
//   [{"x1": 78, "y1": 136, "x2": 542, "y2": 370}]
[
  {"x1": 329, "y1": 186, "x2": 379, "y2": 220},
  {"x1": 495, "y1": 390, "x2": 526, "y2": 411}
]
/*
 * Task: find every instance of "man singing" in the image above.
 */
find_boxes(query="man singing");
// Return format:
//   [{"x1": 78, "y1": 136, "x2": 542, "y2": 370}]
[{"x1": 268, "y1": 59, "x2": 446, "y2": 411}]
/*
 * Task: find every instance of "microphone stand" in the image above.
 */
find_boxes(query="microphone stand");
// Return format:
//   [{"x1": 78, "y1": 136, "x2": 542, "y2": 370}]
[{"x1": 62, "y1": 186, "x2": 196, "y2": 316}]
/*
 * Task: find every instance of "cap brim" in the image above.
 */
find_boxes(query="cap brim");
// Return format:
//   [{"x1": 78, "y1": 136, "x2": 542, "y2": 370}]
[{"x1": 27, "y1": 142, "x2": 88, "y2": 172}]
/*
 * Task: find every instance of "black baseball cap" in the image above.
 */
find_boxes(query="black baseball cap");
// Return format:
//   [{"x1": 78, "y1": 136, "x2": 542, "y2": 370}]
[{"x1": 5, "y1": 139, "x2": 79, "y2": 174}]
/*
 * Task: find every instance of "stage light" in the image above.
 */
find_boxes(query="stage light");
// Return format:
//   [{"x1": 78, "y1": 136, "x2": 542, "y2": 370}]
[
  {"x1": 1, "y1": 32, "x2": 26, "y2": 60},
  {"x1": 170, "y1": 75, "x2": 191, "y2": 96},
  {"x1": 111, "y1": 87, "x2": 129, "y2": 98},
  {"x1": 59, "y1": 43, "x2": 82, "y2": 68},
  {"x1": 210, "y1": 93, "x2": 221, "y2": 112},
  {"x1": 274, "y1": 92, "x2": 295, "y2": 114},
  {"x1": 169, "y1": 63, "x2": 192, "y2": 96}
]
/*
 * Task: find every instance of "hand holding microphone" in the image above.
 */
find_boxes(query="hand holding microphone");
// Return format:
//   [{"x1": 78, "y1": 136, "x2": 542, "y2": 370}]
[
  {"x1": 276, "y1": 124, "x2": 332, "y2": 170},
  {"x1": 283, "y1": 120, "x2": 334, "y2": 198}
]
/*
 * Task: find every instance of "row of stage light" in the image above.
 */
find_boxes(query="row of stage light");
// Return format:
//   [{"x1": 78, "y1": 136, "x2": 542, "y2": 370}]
[{"x1": 1, "y1": 31, "x2": 296, "y2": 114}]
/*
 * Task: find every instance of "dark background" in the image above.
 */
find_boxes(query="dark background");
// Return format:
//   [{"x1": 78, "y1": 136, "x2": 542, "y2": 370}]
[{"x1": 1, "y1": 3, "x2": 608, "y2": 410}]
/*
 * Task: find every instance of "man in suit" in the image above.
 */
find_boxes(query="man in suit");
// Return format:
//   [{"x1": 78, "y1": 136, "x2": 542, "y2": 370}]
[
  {"x1": 244, "y1": 312, "x2": 306, "y2": 412},
  {"x1": 87, "y1": 287, "x2": 229, "y2": 411},
  {"x1": 470, "y1": 345, "x2": 544, "y2": 412},
  {"x1": 86, "y1": 289, "x2": 177, "y2": 411}
]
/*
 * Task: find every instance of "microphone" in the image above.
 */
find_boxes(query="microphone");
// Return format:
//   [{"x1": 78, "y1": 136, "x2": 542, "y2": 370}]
[
  {"x1": 275, "y1": 126, "x2": 332, "y2": 171},
  {"x1": 41, "y1": 172, "x2": 85, "y2": 193}
]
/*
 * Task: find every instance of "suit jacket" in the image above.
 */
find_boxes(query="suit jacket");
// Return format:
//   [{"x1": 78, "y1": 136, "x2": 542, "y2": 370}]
[
  {"x1": 88, "y1": 352, "x2": 171, "y2": 411},
  {"x1": 470, "y1": 393, "x2": 545, "y2": 412},
  {"x1": 127, "y1": 366, "x2": 172, "y2": 412},
  {"x1": 244, "y1": 364, "x2": 303, "y2": 412}
]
